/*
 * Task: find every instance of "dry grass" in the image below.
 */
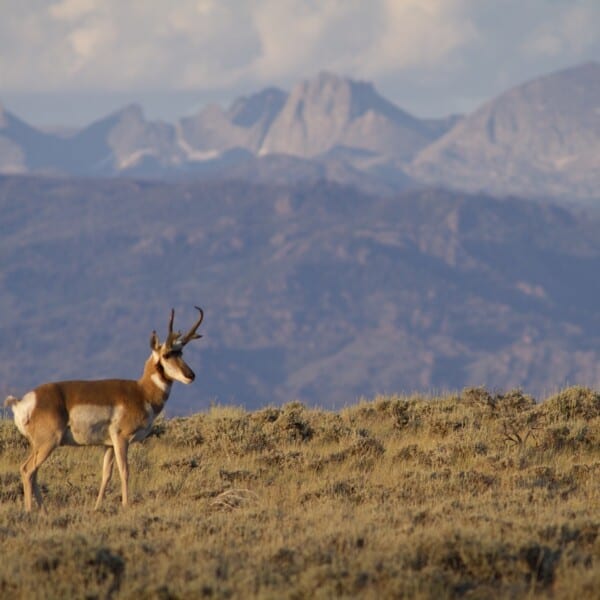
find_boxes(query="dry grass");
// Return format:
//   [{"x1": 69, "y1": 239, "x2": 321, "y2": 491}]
[{"x1": 1, "y1": 387, "x2": 599, "y2": 599}]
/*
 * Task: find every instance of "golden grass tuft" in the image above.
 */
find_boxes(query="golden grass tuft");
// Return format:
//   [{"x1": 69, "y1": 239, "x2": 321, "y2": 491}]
[{"x1": 1, "y1": 387, "x2": 599, "y2": 598}]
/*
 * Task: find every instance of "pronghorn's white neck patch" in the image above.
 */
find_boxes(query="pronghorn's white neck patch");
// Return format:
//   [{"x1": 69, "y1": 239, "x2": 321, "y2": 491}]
[{"x1": 151, "y1": 373, "x2": 172, "y2": 393}]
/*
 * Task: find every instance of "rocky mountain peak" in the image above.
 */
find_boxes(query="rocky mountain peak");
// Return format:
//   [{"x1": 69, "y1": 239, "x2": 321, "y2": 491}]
[
  {"x1": 259, "y1": 72, "x2": 432, "y2": 159},
  {"x1": 410, "y1": 61, "x2": 600, "y2": 199},
  {"x1": 110, "y1": 103, "x2": 146, "y2": 125},
  {"x1": 289, "y1": 72, "x2": 372, "y2": 118},
  {"x1": 227, "y1": 87, "x2": 287, "y2": 128}
]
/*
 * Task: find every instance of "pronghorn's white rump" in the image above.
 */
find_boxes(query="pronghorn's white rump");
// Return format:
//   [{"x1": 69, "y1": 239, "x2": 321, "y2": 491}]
[
  {"x1": 5, "y1": 306, "x2": 204, "y2": 513},
  {"x1": 8, "y1": 392, "x2": 37, "y2": 438}
]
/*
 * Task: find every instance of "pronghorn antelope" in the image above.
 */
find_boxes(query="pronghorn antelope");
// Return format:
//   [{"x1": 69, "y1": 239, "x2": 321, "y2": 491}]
[{"x1": 4, "y1": 307, "x2": 204, "y2": 512}]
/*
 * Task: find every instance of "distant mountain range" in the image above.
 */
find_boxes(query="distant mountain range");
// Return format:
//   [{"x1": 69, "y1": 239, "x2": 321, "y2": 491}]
[
  {"x1": 410, "y1": 62, "x2": 600, "y2": 201},
  {"x1": 0, "y1": 62, "x2": 599, "y2": 200},
  {"x1": 1, "y1": 177, "x2": 600, "y2": 412}
]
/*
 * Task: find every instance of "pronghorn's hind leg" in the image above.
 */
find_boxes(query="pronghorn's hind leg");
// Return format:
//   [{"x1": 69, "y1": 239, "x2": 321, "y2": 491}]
[
  {"x1": 19, "y1": 452, "x2": 36, "y2": 512},
  {"x1": 20, "y1": 439, "x2": 60, "y2": 512},
  {"x1": 95, "y1": 447, "x2": 115, "y2": 510},
  {"x1": 31, "y1": 469, "x2": 44, "y2": 510}
]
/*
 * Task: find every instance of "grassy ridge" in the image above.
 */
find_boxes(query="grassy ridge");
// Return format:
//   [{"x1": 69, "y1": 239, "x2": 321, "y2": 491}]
[{"x1": 1, "y1": 387, "x2": 599, "y2": 598}]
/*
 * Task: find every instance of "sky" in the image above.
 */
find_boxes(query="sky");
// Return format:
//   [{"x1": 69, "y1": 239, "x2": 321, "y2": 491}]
[{"x1": 1, "y1": 0, "x2": 599, "y2": 127}]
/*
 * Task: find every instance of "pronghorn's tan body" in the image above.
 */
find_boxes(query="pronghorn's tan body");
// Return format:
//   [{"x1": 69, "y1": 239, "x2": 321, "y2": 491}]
[
  {"x1": 5, "y1": 307, "x2": 203, "y2": 512},
  {"x1": 11, "y1": 362, "x2": 169, "y2": 448}
]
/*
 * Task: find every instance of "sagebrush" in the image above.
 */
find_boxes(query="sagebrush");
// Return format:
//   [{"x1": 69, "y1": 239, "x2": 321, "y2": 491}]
[{"x1": 1, "y1": 387, "x2": 599, "y2": 599}]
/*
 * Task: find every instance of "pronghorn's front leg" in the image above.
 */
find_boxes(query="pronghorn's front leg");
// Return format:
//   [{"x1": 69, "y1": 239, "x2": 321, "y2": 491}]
[
  {"x1": 95, "y1": 447, "x2": 115, "y2": 510},
  {"x1": 110, "y1": 434, "x2": 130, "y2": 507}
]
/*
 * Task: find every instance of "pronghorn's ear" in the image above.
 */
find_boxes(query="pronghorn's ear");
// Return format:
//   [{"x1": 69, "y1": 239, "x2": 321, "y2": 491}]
[{"x1": 150, "y1": 331, "x2": 161, "y2": 351}]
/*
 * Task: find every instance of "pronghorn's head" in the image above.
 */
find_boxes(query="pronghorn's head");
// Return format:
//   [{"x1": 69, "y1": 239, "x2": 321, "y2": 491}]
[{"x1": 150, "y1": 306, "x2": 204, "y2": 384}]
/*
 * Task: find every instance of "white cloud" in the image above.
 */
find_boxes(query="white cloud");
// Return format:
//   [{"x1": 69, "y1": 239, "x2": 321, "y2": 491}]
[
  {"x1": 360, "y1": 0, "x2": 477, "y2": 74},
  {"x1": 0, "y1": 0, "x2": 598, "y2": 103},
  {"x1": 247, "y1": 0, "x2": 478, "y2": 82},
  {"x1": 1, "y1": 0, "x2": 479, "y2": 92},
  {"x1": 250, "y1": 0, "x2": 336, "y2": 79},
  {"x1": 522, "y1": 3, "x2": 600, "y2": 59},
  {"x1": 49, "y1": 0, "x2": 97, "y2": 21},
  {"x1": 67, "y1": 20, "x2": 115, "y2": 74}
]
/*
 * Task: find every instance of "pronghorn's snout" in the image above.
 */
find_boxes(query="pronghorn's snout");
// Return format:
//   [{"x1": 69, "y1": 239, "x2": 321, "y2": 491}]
[
  {"x1": 159, "y1": 354, "x2": 196, "y2": 384},
  {"x1": 181, "y1": 363, "x2": 195, "y2": 384}
]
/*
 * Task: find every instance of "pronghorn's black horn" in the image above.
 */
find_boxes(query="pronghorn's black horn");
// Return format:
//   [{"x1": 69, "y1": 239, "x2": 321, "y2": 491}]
[
  {"x1": 180, "y1": 306, "x2": 204, "y2": 345},
  {"x1": 165, "y1": 308, "x2": 181, "y2": 349}
]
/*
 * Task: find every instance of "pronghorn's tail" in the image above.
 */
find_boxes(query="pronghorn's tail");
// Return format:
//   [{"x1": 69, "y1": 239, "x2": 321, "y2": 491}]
[{"x1": 4, "y1": 395, "x2": 19, "y2": 409}]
